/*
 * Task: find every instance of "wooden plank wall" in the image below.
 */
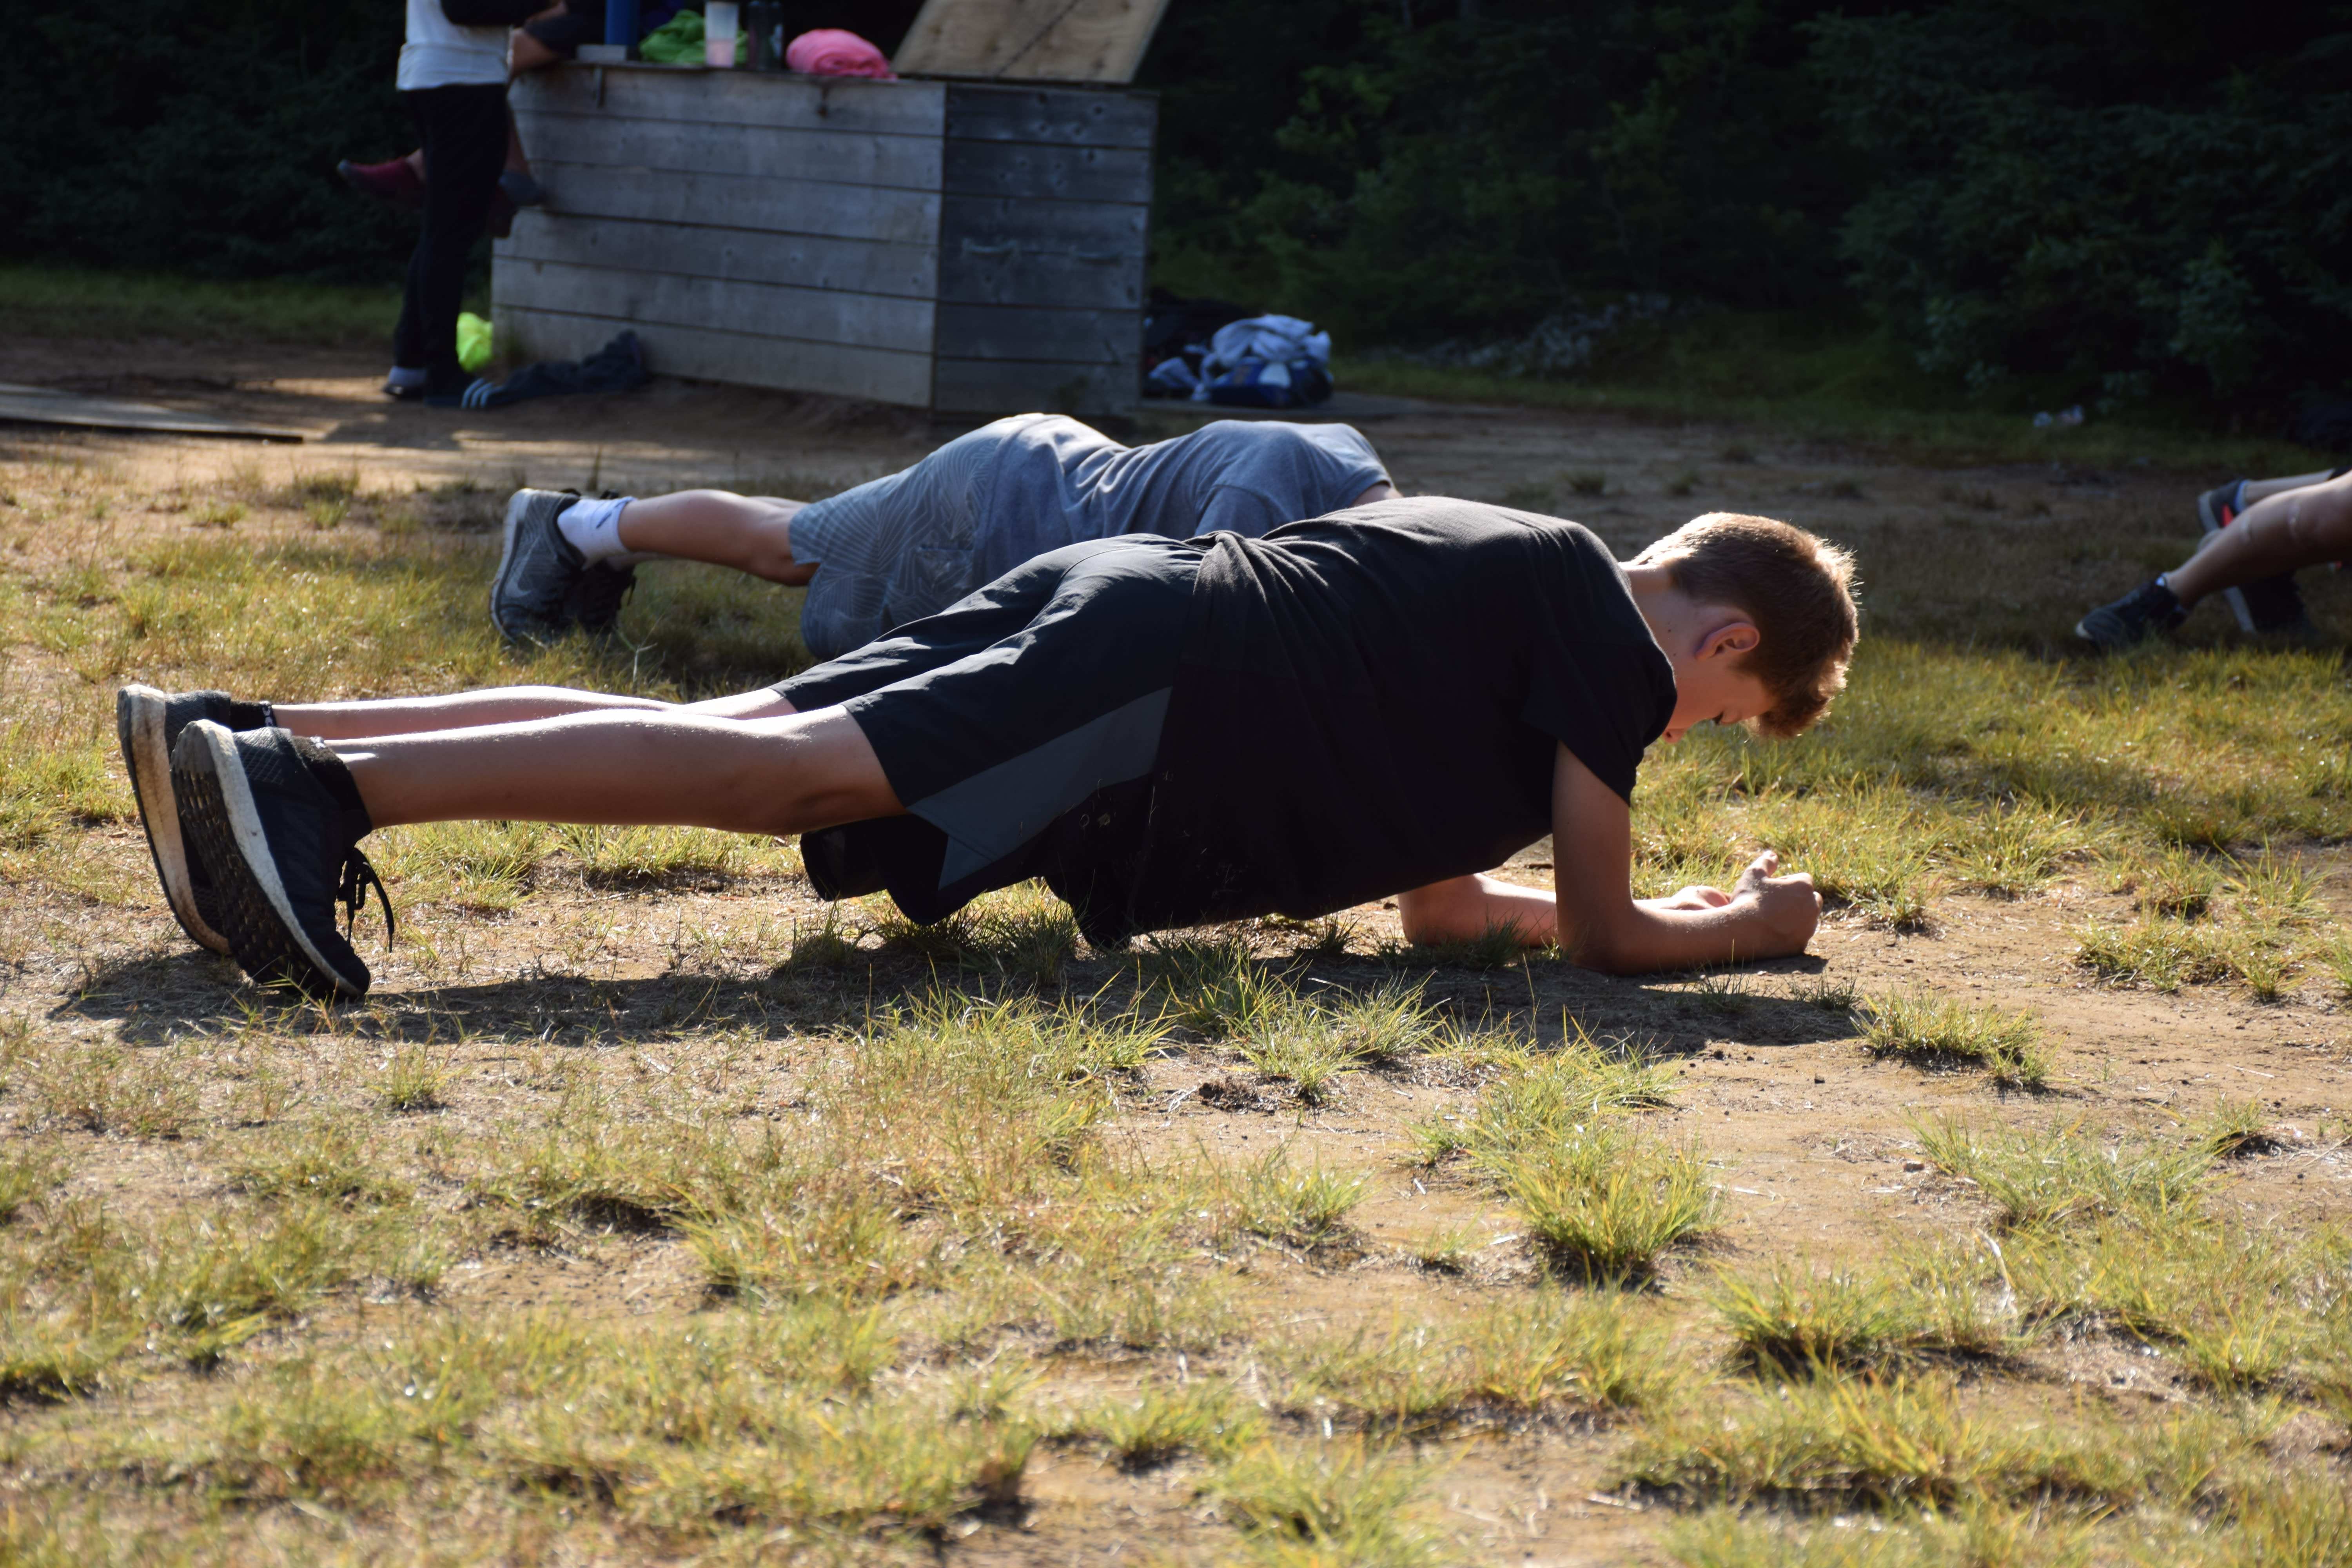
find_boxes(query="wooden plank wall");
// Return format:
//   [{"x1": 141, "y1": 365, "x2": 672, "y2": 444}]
[
  {"x1": 498, "y1": 69, "x2": 947, "y2": 407},
  {"x1": 933, "y1": 85, "x2": 1154, "y2": 414},
  {"x1": 494, "y1": 67, "x2": 1153, "y2": 415}
]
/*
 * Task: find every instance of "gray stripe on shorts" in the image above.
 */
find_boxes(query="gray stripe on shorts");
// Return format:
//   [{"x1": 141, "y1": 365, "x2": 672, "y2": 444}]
[{"x1": 909, "y1": 686, "x2": 1171, "y2": 888}]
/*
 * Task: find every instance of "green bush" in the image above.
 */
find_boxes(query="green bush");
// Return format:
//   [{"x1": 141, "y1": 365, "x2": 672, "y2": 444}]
[{"x1": 1809, "y1": 1, "x2": 2352, "y2": 410}]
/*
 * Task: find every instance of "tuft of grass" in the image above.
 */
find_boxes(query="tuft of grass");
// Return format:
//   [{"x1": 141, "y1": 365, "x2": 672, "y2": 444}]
[
  {"x1": 1212, "y1": 1439, "x2": 1447, "y2": 1567},
  {"x1": 1623, "y1": 1374, "x2": 2138, "y2": 1509},
  {"x1": 1566, "y1": 469, "x2": 1608, "y2": 495},
  {"x1": 0, "y1": 1310, "x2": 136, "y2": 1403},
  {"x1": 1403, "y1": 1223, "x2": 1478, "y2": 1272},
  {"x1": 2198, "y1": 1097, "x2": 2278, "y2": 1159},
  {"x1": 1230, "y1": 1147, "x2": 1368, "y2": 1249},
  {"x1": 374, "y1": 1043, "x2": 454, "y2": 1112},
  {"x1": 31, "y1": 1045, "x2": 200, "y2": 1139},
  {"x1": 1911, "y1": 1114, "x2": 2214, "y2": 1230},
  {"x1": 1145, "y1": 935, "x2": 1291, "y2": 1037},
  {"x1": 1283, "y1": 1289, "x2": 1681, "y2": 1427},
  {"x1": 1857, "y1": 991, "x2": 2049, "y2": 1088},
  {"x1": 1494, "y1": 1124, "x2": 1718, "y2": 1280},
  {"x1": 227, "y1": 1119, "x2": 412, "y2": 1207},
  {"x1": 2003, "y1": 1214, "x2": 2330, "y2": 1393},
  {"x1": 1063, "y1": 1379, "x2": 1263, "y2": 1467},
  {"x1": 1710, "y1": 1253, "x2": 2015, "y2": 1377},
  {"x1": 2073, "y1": 915, "x2": 2249, "y2": 991},
  {"x1": 0, "y1": 1144, "x2": 67, "y2": 1223},
  {"x1": 1498, "y1": 481, "x2": 1557, "y2": 512}
]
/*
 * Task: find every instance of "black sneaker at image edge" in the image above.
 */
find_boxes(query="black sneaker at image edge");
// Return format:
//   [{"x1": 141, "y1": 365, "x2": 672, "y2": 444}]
[
  {"x1": 116, "y1": 683, "x2": 276, "y2": 954},
  {"x1": 168, "y1": 721, "x2": 391, "y2": 999}
]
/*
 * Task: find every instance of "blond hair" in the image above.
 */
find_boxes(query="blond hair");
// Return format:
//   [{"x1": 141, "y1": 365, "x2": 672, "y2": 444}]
[{"x1": 1633, "y1": 512, "x2": 1859, "y2": 737}]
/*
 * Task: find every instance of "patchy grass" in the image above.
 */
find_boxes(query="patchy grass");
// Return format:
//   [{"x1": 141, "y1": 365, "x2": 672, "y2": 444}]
[{"x1": 6, "y1": 432, "x2": 2352, "y2": 1561}]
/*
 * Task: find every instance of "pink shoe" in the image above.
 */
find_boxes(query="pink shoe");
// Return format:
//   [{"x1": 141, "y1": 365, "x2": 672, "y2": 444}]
[{"x1": 337, "y1": 157, "x2": 425, "y2": 211}]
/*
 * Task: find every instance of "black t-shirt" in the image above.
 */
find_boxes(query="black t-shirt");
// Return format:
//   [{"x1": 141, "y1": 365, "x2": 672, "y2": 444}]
[{"x1": 1108, "y1": 497, "x2": 1676, "y2": 935}]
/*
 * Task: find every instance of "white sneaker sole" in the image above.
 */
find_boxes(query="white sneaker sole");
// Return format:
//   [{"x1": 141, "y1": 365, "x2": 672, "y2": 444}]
[
  {"x1": 173, "y1": 720, "x2": 368, "y2": 998},
  {"x1": 117, "y1": 685, "x2": 230, "y2": 953}
]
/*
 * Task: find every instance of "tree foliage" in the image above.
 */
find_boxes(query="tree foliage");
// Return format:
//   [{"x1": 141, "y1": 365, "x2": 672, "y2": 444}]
[
  {"x1": 1809, "y1": 0, "x2": 2352, "y2": 408},
  {"x1": 4, "y1": 0, "x2": 2347, "y2": 414}
]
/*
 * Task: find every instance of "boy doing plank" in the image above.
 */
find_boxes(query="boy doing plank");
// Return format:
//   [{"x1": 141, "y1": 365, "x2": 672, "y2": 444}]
[{"x1": 119, "y1": 501, "x2": 1856, "y2": 998}]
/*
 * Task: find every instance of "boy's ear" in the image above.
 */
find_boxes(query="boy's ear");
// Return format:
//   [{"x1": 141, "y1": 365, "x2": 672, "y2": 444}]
[{"x1": 1697, "y1": 618, "x2": 1760, "y2": 661}]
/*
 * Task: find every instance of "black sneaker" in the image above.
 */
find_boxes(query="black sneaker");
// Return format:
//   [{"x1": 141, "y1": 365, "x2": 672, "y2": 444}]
[
  {"x1": 2075, "y1": 579, "x2": 2186, "y2": 650},
  {"x1": 491, "y1": 489, "x2": 588, "y2": 641},
  {"x1": 169, "y1": 722, "x2": 392, "y2": 999},
  {"x1": 568, "y1": 561, "x2": 638, "y2": 637},
  {"x1": 116, "y1": 684, "x2": 277, "y2": 954}
]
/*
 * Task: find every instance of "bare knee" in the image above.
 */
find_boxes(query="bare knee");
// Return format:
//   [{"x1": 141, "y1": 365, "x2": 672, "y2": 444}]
[{"x1": 2284, "y1": 477, "x2": 2352, "y2": 555}]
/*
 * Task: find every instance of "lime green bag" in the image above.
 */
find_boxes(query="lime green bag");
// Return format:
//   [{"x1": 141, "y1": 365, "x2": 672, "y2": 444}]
[{"x1": 457, "y1": 312, "x2": 494, "y2": 374}]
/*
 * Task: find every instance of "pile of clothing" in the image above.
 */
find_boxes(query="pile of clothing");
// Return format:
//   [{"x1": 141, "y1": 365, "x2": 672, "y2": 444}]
[{"x1": 1143, "y1": 292, "x2": 1334, "y2": 409}]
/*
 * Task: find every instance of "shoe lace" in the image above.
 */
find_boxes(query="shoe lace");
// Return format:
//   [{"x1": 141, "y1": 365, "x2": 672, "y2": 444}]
[{"x1": 337, "y1": 846, "x2": 396, "y2": 947}]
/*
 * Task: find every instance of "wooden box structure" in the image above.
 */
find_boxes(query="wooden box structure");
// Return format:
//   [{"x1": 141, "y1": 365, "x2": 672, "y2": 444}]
[{"x1": 494, "y1": 65, "x2": 1155, "y2": 414}]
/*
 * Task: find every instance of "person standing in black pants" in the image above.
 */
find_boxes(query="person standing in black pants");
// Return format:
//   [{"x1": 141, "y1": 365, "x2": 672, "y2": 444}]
[{"x1": 387, "y1": 0, "x2": 546, "y2": 403}]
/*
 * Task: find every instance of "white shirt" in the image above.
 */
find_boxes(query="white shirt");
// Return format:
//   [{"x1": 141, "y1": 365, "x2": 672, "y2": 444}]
[{"x1": 397, "y1": 0, "x2": 508, "y2": 90}]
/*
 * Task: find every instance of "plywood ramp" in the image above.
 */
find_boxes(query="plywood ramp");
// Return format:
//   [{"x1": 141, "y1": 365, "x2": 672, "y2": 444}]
[{"x1": 893, "y1": 0, "x2": 1173, "y2": 85}]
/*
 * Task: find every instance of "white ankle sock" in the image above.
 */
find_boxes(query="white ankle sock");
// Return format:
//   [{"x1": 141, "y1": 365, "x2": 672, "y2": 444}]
[{"x1": 557, "y1": 495, "x2": 635, "y2": 563}]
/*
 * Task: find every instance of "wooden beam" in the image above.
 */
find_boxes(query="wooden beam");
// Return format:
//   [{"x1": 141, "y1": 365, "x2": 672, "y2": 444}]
[
  {"x1": 493, "y1": 259, "x2": 938, "y2": 355},
  {"x1": 510, "y1": 112, "x2": 944, "y2": 191},
  {"x1": 894, "y1": 0, "x2": 1173, "y2": 85},
  {"x1": 499, "y1": 214, "x2": 938, "y2": 301}
]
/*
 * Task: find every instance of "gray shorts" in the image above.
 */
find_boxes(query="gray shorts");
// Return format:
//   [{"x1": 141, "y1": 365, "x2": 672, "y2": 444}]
[{"x1": 789, "y1": 416, "x2": 1047, "y2": 661}]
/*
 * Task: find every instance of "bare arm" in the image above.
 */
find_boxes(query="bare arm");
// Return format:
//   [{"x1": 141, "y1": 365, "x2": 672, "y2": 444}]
[{"x1": 1394, "y1": 744, "x2": 1821, "y2": 973}]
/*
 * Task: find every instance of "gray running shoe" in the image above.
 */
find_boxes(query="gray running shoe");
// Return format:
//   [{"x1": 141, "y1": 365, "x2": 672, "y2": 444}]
[
  {"x1": 490, "y1": 489, "x2": 587, "y2": 642},
  {"x1": 171, "y1": 722, "x2": 390, "y2": 999},
  {"x1": 2074, "y1": 579, "x2": 2186, "y2": 650},
  {"x1": 117, "y1": 683, "x2": 275, "y2": 953}
]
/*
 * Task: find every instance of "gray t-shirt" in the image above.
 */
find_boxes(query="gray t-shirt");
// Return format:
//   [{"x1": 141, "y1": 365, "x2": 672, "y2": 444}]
[{"x1": 789, "y1": 414, "x2": 1389, "y2": 659}]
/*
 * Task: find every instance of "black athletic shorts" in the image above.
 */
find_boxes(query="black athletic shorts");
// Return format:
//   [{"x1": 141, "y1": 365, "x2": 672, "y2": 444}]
[{"x1": 775, "y1": 535, "x2": 1202, "y2": 942}]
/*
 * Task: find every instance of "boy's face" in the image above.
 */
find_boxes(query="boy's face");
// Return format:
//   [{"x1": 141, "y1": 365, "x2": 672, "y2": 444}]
[{"x1": 1659, "y1": 622, "x2": 1772, "y2": 742}]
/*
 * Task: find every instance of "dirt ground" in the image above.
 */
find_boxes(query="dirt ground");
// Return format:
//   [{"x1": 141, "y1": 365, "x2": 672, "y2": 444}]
[{"x1": 4, "y1": 337, "x2": 2350, "y2": 1564}]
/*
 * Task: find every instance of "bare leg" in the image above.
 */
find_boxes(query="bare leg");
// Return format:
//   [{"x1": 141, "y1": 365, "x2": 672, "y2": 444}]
[
  {"x1": 2166, "y1": 472, "x2": 2352, "y2": 606},
  {"x1": 273, "y1": 684, "x2": 796, "y2": 742},
  {"x1": 337, "y1": 707, "x2": 897, "y2": 834},
  {"x1": 615, "y1": 490, "x2": 816, "y2": 585}
]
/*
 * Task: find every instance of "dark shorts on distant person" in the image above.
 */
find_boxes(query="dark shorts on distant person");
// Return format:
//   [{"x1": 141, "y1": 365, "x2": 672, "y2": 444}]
[{"x1": 773, "y1": 535, "x2": 1202, "y2": 939}]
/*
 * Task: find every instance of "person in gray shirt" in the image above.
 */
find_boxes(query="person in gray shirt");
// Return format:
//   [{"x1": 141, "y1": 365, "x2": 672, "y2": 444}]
[{"x1": 488, "y1": 414, "x2": 1396, "y2": 657}]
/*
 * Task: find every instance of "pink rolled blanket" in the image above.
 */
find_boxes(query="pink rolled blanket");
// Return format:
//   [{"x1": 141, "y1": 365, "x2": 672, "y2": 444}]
[{"x1": 786, "y1": 29, "x2": 898, "y2": 79}]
